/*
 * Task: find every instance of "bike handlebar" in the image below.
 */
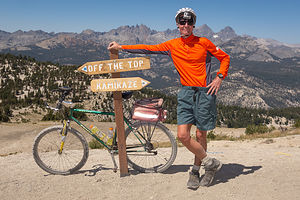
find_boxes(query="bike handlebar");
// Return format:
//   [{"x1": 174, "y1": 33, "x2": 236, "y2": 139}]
[
  {"x1": 44, "y1": 102, "x2": 59, "y2": 111},
  {"x1": 45, "y1": 86, "x2": 73, "y2": 111}
]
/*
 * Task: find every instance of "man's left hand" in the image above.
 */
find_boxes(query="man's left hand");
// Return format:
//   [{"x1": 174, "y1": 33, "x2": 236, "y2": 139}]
[{"x1": 206, "y1": 77, "x2": 223, "y2": 95}]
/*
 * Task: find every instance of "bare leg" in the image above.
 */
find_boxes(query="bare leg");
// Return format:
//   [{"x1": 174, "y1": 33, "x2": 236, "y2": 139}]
[
  {"x1": 194, "y1": 129, "x2": 207, "y2": 166},
  {"x1": 177, "y1": 124, "x2": 207, "y2": 160},
  {"x1": 178, "y1": 125, "x2": 221, "y2": 188}
]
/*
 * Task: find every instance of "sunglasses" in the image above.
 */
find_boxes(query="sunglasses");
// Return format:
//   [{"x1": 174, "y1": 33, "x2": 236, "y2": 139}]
[{"x1": 179, "y1": 19, "x2": 194, "y2": 26}]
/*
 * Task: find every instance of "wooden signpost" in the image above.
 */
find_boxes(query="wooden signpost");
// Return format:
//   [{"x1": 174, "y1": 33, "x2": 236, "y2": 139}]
[
  {"x1": 91, "y1": 77, "x2": 150, "y2": 92},
  {"x1": 78, "y1": 57, "x2": 150, "y2": 75},
  {"x1": 78, "y1": 50, "x2": 150, "y2": 177}
]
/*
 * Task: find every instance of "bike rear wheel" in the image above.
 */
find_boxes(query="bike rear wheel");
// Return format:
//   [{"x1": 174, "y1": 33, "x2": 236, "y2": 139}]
[
  {"x1": 33, "y1": 125, "x2": 89, "y2": 175},
  {"x1": 125, "y1": 121, "x2": 177, "y2": 173}
]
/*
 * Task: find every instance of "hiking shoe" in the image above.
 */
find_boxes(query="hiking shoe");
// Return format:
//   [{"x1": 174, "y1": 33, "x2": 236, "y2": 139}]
[
  {"x1": 199, "y1": 158, "x2": 222, "y2": 187},
  {"x1": 187, "y1": 170, "x2": 200, "y2": 190}
]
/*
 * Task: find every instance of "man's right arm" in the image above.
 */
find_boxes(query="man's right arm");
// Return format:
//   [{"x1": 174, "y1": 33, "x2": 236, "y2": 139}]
[{"x1": 108, "y1": 41, "x2": 171, "y2": 55}]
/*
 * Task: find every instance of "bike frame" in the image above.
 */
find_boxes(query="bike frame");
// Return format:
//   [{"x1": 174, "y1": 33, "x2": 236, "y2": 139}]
[{"x1": 65, "y1": 108, "x2": 146, "y2": 151}]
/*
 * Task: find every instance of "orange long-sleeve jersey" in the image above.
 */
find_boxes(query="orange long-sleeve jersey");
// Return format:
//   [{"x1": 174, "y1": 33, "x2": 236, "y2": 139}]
[{"x1": 122, "y1": 34, "x2": 230, "y2": 87}]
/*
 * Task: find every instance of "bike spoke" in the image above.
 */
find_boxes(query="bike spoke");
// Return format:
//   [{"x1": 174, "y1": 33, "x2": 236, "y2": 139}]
[
  {"x1": 33, "y1": 126, "x2": 88, "y2": 175},
  {"x1": 125, "y1": 122, "x2": 177, "y2": 173}
]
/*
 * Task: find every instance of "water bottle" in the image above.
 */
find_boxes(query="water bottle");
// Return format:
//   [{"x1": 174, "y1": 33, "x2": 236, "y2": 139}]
[
  {"x1": 90, "y1": 125, "x2": 108, "y2": 142},
  {"x1": 107, "y1": 127, "x2": 114, "y2": 146}
]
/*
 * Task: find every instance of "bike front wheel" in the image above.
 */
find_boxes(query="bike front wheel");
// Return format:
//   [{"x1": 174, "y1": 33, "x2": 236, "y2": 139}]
[
  {"x1": 125, "y1": 121, "x2": 177, "y2": 173},
  {"x1": 33, "y1": 125, "x2": 89, "y2": 175}
]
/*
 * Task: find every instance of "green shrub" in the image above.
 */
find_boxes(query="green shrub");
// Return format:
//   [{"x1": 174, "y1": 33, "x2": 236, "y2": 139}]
[
  {"x1": 269, "y1": 125, "x2": 276, "y2": 132},
  {"x1": 0, "y1": 105, "x2": 11, "y2": 122},
  {"x1": 42, "y1": 110, "x2": 63, "y2": 121},
  {"x1": 245, "y1": 124, "x2": 272, "y2": 135},
  {"x1": 294, "y1": 119, "x2": 300, "y2": 128},
  {"x1": 207, "y1": 131, "x2": 216, "y2": 140},
  {"x1": 88, "y1": 139, "x2": 105, "y2": 149},
  {"x1": 21, "y1": 118, "x2": 30, "y2": 123}
]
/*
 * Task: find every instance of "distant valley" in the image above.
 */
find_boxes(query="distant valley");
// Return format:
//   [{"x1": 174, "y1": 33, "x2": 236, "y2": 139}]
[{"x1": 0, "y1": 24, "x2": 299, "y2": 108}]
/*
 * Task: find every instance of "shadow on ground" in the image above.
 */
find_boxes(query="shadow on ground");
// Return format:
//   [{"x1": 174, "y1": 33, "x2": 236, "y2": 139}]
[
  {"x1": 211, "y1": 163, "x2": 262, "y2": 186},
  {"x1": 55, "y1": 162, "x2": 261, "y2": 181},
  {"x1": 163, "y1": 164, "x2": 192, "y2": 174},
  {"x1": 77, "y1": 164, "x2": 114, "y2": 176}
]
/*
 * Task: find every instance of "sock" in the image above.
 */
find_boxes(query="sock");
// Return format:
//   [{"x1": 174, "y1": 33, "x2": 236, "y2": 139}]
[
  {"x1": 192, "y1": 165, "x2": 200, "y2": 172},
  {"x1": 201, "y1": 155, "x2": 211, "y2": 165}
]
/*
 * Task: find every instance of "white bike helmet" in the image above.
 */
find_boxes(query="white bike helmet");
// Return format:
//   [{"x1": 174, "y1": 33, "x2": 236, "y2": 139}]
[{"x1": 175, "y1": 7, "x2": 197, "y2": 25}]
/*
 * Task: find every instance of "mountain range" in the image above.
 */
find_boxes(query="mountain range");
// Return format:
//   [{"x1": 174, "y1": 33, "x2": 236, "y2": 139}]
[
  {"x1": 0, "y1": 24, "x2": 299, "y2": 108},
  {"x1": 1, "y1": 24, "x2": 300, "y2": 63}
]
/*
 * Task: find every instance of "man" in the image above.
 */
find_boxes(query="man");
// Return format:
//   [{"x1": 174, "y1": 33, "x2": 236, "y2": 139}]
[{"x1": 108, "y1": 7, "x2": 230, "y2": 189}]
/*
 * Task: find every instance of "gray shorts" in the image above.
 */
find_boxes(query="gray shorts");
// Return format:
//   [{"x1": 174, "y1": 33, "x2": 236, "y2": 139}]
[{"x1": 177, "y1": 86, "x2": 217, "y2": 131}]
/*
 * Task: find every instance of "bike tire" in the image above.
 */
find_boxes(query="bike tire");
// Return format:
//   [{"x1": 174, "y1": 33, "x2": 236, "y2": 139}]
[
  {"x1": 125, "y1": 121, "x2": 177, "y2": 173},
  {"x1": 33, "y1": 125, "x2": 89, "y2": 175}
]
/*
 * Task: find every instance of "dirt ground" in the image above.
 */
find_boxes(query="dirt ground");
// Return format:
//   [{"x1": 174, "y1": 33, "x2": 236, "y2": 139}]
[{"x1": 0, "y1": 121, "x2": 300, "y2": 200}]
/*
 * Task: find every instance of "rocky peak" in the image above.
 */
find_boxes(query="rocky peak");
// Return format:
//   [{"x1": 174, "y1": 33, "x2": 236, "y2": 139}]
[
  {"x1": 109, "y1": 24, "x2": 156, "y2": 36},
  {"x1": 217, "y1": 26, "x2": 237, "y2": 41},
  {"x1": 193, "y1": 24, "x2": 214, "y2": 37},
  {"x1": 164, "y1": 28, "x2": 179, "y2": 35},
  {"x1": 81, "y1": 29, "x2": 95, "y2": 35},
  {"x1": 0, "y1": 30, "x2": 10, "y2": 39}
]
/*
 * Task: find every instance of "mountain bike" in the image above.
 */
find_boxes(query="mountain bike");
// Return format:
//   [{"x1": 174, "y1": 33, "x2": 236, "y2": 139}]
[{"x1": 32, "y1": 86, "x2": 177, "y2": 175}]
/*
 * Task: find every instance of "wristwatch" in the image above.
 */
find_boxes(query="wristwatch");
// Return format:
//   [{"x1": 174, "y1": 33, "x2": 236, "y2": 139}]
[{"x1": 217, "y1": 73, "x2": 224, "y2": 79}]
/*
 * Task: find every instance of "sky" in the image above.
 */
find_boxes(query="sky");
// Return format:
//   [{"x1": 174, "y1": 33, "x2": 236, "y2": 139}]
[{"x1": 0, "y1": 0, "x2": 300, "y2": 44}]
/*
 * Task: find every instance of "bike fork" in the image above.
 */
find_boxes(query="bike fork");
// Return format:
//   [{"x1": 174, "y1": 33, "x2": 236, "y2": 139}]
[{"x1": 58, "y1": 120, "x2": 68, "y2": 154}]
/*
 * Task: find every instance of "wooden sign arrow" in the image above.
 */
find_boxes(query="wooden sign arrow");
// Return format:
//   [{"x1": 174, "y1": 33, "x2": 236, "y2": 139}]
[
  {"x1": 91, "y1": 77, "x2": 150, "y2": 92},
  {"x1": 78, "y1": 57, "x2": 150, "y2": 75}
]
